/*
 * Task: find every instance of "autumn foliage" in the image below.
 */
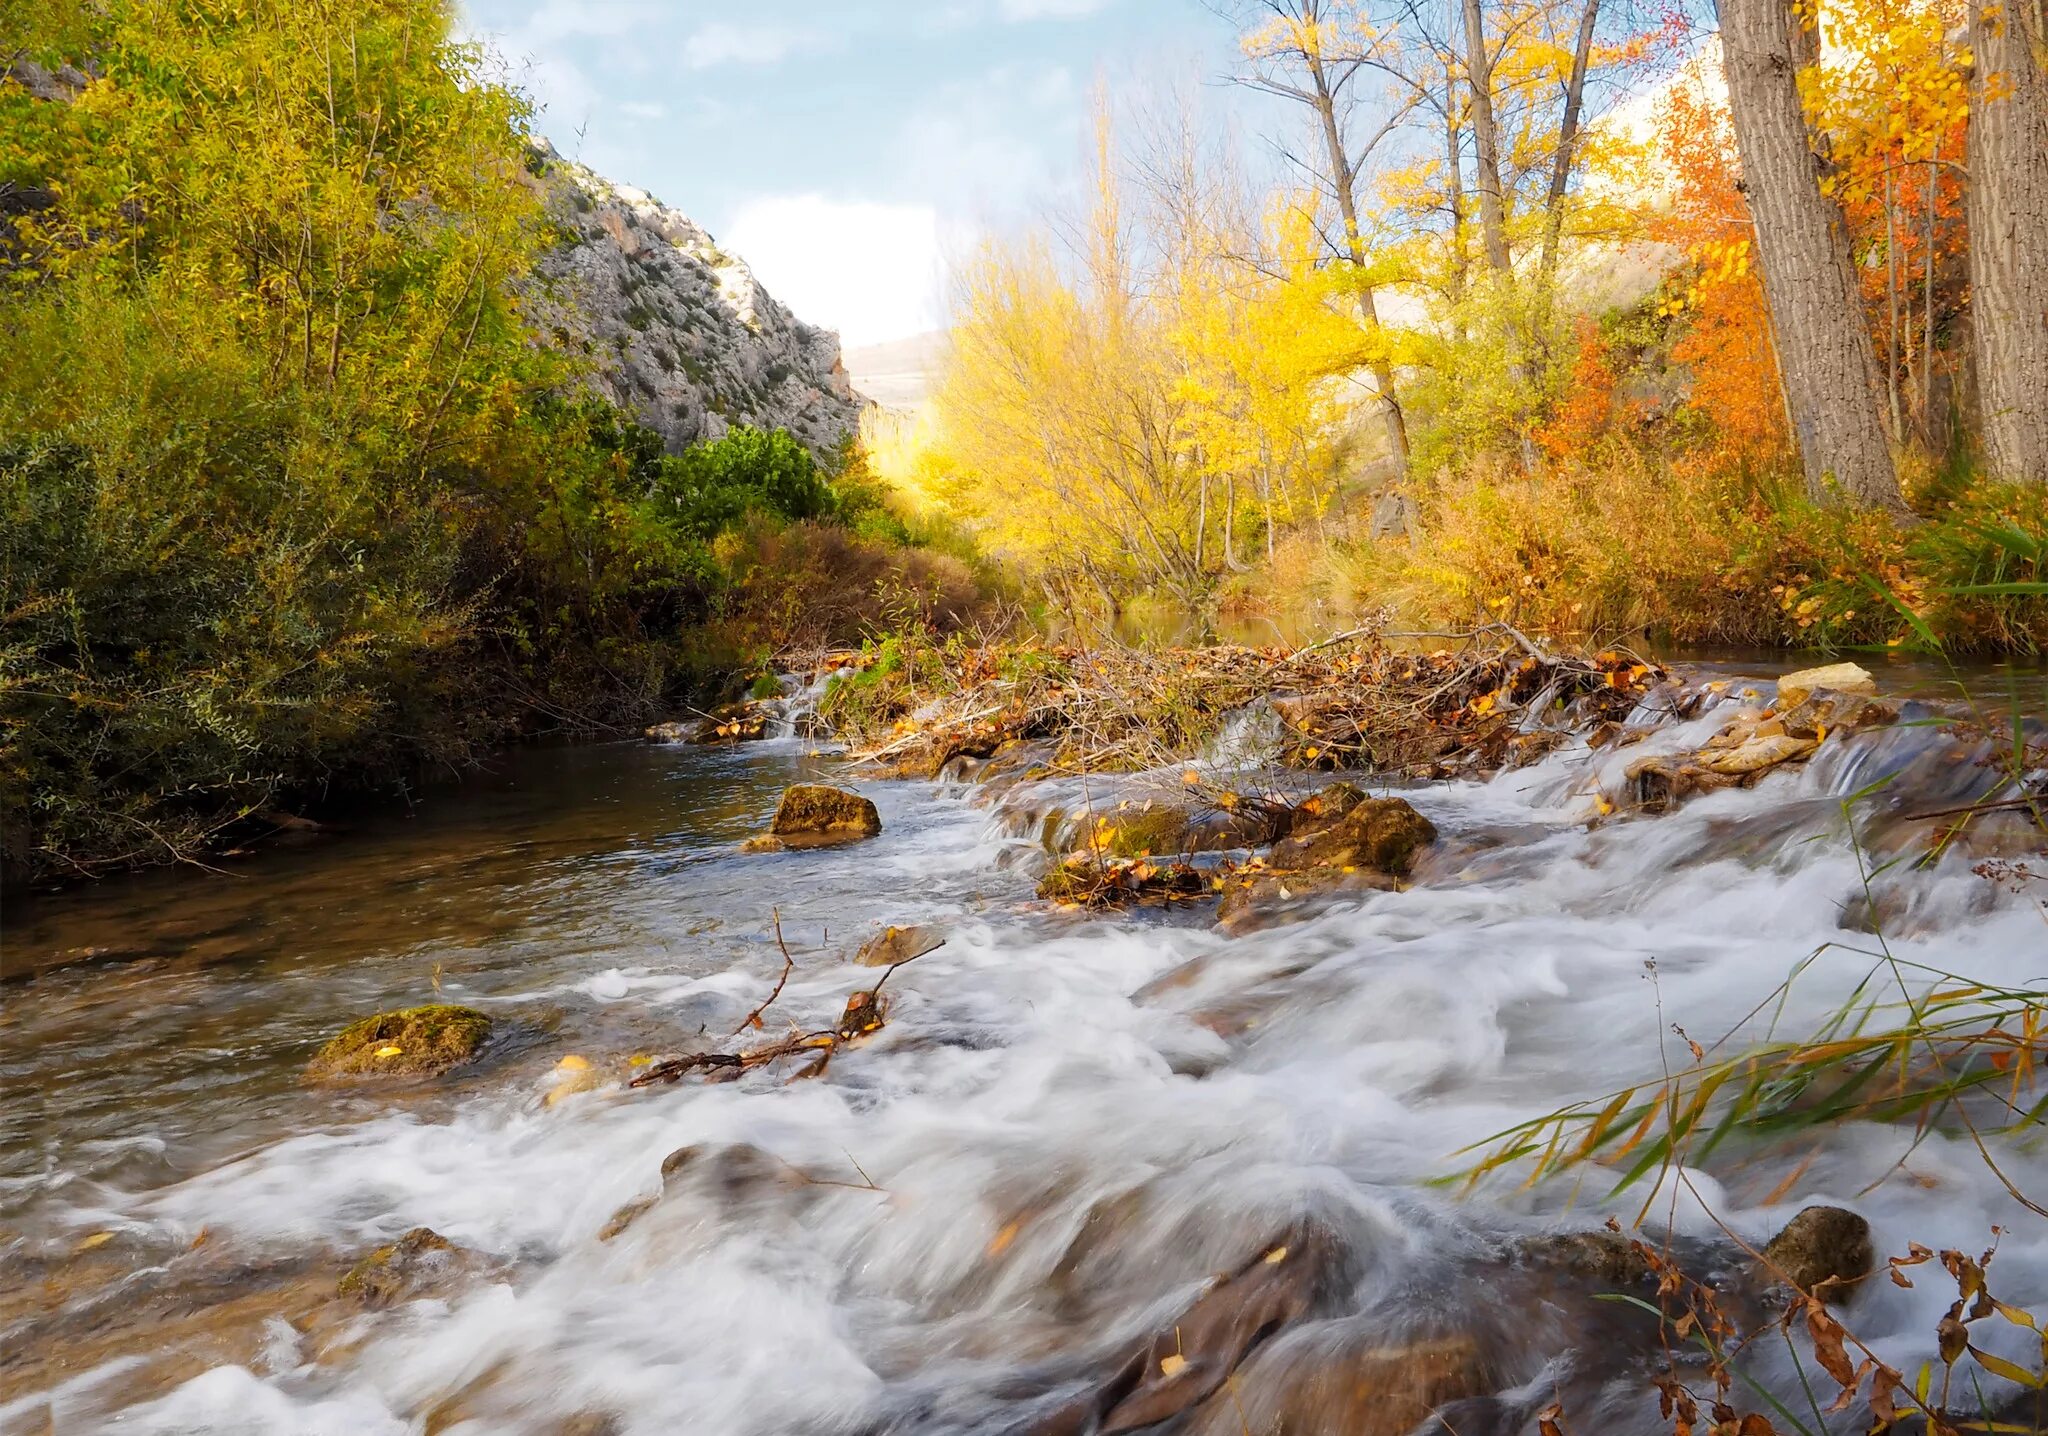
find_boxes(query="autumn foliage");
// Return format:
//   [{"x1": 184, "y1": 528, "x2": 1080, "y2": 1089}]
[{"x1": 884, "y1": 0, "x2": 2044, "y2": 653}]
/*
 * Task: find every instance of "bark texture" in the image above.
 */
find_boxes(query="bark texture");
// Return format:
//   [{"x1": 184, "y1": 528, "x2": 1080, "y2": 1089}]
[
  {"x1": 1966, "y1": 0, "x2": 2048, "y2": 482},
  {"x1": 1304, "y1": 32, "x2": 1412, "y2": 466},
  {"x1": 1716, "y1": 0, "x2": 1906, "y2": 509},
  {"x1": 1536, "y1": 0, "x2": 1602, "y2": 300},
  {"x1": 1461, "y1": 0, "x2": 1513, "y2": 272}
]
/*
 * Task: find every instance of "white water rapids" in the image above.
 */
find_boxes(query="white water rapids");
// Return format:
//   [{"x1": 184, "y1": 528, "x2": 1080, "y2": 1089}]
[{"x1": 4, "y1": 676, "x2": 2045, "y2": 1434}]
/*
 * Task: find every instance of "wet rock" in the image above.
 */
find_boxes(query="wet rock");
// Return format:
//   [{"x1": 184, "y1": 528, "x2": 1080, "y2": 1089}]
[
  {"x1": 854, "y1": 923, "x2": 946, "y2": 967},
  {"x1": 1776, "y1": 662, "x2": 1876, "y2": 708},
  {"x1": 306, "y1": 1004, "x2": 493, "y2": 1079},
  {"x1": 643, "y1": 720, "x2": 692, "y2": 742},
  {"x1": 1775, "y1": 686, "x2": 1900, "y2": 739},
  {"x1": 1269, "y1": 787, "x2": 1437, "y2": 875},
  {"x1": 1760, "y1": 1205, "x2": 1872, "y2": 1305},
  {"x1": 1214, "y1": 868, "x2": 1399, "y2": 933},
  {"x1": 768, "y1": 783, "x2": 880, "y2": 841},
  {"x1": 1068, "y1": 801, "x2": 1198, "y2": 858},
  {"x1": 1079, "y1": 1220, "x2": 1358, "y2": 1434},
  {"x1": 1624, "y1": 754, "x2": 1744, "y2": 813},
  {"x1": 1062, "y1": 799, "x2": 1283, "y2": 860},
  {"x1": 1515, "y1": 1230, "x2": 1655, "y2": 1287},
  {"x1": 1694, "y1": 730, "x2": 1821, "y2": 776},
  {"x1": 595, "y1": 1196, "x2": 659, "y2": 1242},
  {"x1": 1181, "y1": 1327, "x2": 1496, "y2": 1436},
  {"x1": 1209, "y1": 786, "x2": 1432, "y2": 931},
  {"x1": 598, "y1": 1142, "x2": 817, "y2": 1242},
  {"x1": 337, "y1": 1227, "x2": 470, "y2": 1308}
]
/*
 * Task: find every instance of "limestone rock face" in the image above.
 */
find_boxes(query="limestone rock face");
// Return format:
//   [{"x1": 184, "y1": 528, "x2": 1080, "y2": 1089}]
[{"x1": 522, "y1": 142, "x2": 862, "y2": 459}]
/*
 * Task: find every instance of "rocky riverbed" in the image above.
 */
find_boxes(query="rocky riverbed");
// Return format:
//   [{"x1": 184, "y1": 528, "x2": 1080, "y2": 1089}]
[{"x1": 4, "y1": 649, "x2": 2046, "y2": 1434}]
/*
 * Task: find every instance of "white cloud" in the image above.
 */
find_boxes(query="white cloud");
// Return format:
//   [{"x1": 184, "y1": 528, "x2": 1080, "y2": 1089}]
[
  {"x1": 683, "y1": 21, "x2": 825, "y2": 69},
  {"x1": 618, "y1": 100, "x2": 668, "y2": 121},
  {"x1": 890, "y1": 64, "x2": 1083, "y2": 224},
  {"x1": 721, "y1": 197, "x2": 949, "y2": 347}
]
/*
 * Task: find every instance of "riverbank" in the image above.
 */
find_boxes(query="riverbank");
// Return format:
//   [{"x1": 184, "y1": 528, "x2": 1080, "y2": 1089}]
[{"x1": 5, "y1": 636, "x2": 2045, "y2": 1432}]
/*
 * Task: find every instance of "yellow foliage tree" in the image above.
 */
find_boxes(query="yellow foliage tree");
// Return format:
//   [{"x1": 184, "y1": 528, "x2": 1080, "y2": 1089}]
[{"x1": 921, "y1": 111, "x2": 1375, "y2": 608}]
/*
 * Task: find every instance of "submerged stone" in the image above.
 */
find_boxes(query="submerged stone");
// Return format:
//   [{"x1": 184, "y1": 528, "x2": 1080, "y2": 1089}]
[
  {"x1": 1215, "y1": 868, "x2": 1399, "y2": 933},
  {"x1": 306, "y1": 1004, "x2": 493, "y2": 1079},
  {"x1": 337, "y1": 1227, "x2": 466, "y2": 1307},
  {"x1": 854, "y1": 923, "x2": 946, "y2": 967}
]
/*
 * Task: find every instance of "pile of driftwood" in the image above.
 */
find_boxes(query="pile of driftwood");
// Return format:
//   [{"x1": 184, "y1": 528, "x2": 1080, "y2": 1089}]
[{"x1": 818, "y1": 625, "x2": 1666, "y2": 784}]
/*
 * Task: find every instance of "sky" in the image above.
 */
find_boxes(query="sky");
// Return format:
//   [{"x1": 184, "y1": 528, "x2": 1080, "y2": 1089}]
[{"x1": 458, "y1": 1, "x2": 1248, "y2": 348}]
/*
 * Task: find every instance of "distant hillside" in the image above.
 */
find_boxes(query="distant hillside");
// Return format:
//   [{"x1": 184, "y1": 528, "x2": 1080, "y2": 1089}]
[{"x1": 845, "y1": 330, "x2": 948, "y2": 412}]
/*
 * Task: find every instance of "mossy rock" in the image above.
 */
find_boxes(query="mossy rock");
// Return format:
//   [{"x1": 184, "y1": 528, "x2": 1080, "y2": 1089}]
[
  {"x1": 337, "y1": 1227, "x2": 464, "y2": 1307},
  {"x1": 1070, "y1": 803, "x2": 1196, "y2": 858},
  {"x1": 308, "y1": 1004, "x2": 494, "y2": 1079},
  {"x1": 767, "y1": 783, "x2": 881, "y2": 839},
  {"x1": 1271, "y1": 793, "x2": 1436, "y2": 875}
]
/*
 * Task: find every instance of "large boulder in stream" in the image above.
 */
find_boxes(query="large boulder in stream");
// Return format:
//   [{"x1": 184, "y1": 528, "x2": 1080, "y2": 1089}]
[
  {"x1": 742, "y1": 783, "x2": 881, "y2": 852},
  {"x1": 306, "y1": 1004, "x2": 494, "y2": 1079},
  {"x1": 1013, "y1": 1205, "x2": 1878, "y2": 1436}
]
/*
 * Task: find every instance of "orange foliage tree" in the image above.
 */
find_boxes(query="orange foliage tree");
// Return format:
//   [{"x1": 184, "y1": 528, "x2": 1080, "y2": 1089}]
[{"x1": 1650, "y1": 78, "x2": 1789, "y2": 468}]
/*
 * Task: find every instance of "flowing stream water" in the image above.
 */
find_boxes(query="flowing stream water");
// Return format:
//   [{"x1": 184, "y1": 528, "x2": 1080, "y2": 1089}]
[{"x1": 3, "y1": 669, "x2": 2046, "y2": 1435}]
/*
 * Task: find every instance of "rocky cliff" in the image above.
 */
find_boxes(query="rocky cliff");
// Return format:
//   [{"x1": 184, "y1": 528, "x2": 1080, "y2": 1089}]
[{"x1": 524, "y1": 143, "x2": 863, "y2": 458}]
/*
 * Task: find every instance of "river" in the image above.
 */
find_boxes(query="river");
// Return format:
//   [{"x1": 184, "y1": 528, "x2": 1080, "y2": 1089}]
[{"x1": 3, "y1": 668, "x2": 2045, "y2": 1434}]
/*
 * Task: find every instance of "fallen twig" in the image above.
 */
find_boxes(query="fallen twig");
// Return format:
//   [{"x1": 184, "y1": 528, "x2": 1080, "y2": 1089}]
[{"x1": 732, "y1": 909, "x2": 797, "y2": 1035}]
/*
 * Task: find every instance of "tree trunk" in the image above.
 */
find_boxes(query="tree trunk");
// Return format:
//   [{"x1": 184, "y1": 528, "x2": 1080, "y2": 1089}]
[
  {"x1": 1885, "y1": 168, "x2": 1902, "y2": 441},
  {"x1": 1535, "y1": 0, "x2": 1602, "y2": 330},
  {"x1": 1716, "y1": 0, "x2": 1906, "y2": 509},
  {"x1": 1920, "y1": 141, "x2": 1938, "y2": 443},
  {"x1": 1306, "y1": 58, "x2": 1412, "y2": 467},
  {"x1": 1447, "y1": 104, "x2": 1471, "y2": 341},
  {"x1": 1966, "y1": 0, "x2": 2048, "y2": 482},
  {"x1": 1461, "y1": 0, "x2": 1512, "y2": 272}
]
